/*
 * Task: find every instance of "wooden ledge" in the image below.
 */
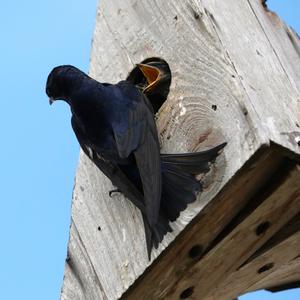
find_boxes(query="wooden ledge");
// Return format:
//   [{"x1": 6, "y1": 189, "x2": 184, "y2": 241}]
[{"x1": 120, "y1": 143, "x2": 300, "y2": 299}]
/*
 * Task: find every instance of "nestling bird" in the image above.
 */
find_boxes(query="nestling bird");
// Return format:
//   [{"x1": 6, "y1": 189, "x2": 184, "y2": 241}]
[
  {"x1": 46, "y1": 63, "x2": 226, "y2": 259},
  {"x1": 126, "y1": 57, "x2": 172, "y2": 113}
]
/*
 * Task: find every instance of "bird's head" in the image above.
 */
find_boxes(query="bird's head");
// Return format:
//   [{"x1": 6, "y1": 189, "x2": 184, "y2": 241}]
[{"x1": 46, "y1": 65, "x2": 86, "y2": 105}]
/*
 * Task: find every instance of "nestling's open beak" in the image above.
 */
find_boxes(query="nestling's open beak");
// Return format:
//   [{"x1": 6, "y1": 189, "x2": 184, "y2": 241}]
[
  {"x1": 137, "y1": 63, "x2": 161, "y2": 93},
  {"x1": 49, "y1": 97, "x2": 54, "y2": 105}
]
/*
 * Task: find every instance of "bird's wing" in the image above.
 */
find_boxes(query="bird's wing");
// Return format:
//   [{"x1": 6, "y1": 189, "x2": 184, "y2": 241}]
[
  {"x1": 111, "y1": 83, "x2": 162, "y2": 227},
  {"x1": 71, "y1": 115, "x2": 147, "y2": 214},
  {"x1": 133, "y1": 120, "x2": 161, "y2": 227}
]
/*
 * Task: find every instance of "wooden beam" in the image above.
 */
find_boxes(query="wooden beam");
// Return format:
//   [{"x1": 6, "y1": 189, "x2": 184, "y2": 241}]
[
  {"x1": 247, "y1": 257, "x2": 300, "y2": 293},
  {"x1": 205, "y1": 210, "x2": 300, "y2": 299},
  {"x1": 247, "y1": 212, "x2": 300, "y2": 261},
  {"x1": 167, "y1": 164, "x2": 300, "y2": 300},
  {"x1": 122, "y1": 147, "x2": 284, "y2": 299}
]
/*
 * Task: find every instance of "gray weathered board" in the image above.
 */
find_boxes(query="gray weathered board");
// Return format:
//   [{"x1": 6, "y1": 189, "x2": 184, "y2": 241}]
[{"x1": 60, "y1": 1, "x2": 300, "y2": 299}]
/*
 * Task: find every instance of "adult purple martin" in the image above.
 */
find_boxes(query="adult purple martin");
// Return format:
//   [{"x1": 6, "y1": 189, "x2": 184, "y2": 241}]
[{"x1": 46, "y1": 65, "x2": 226, "y2": 259}]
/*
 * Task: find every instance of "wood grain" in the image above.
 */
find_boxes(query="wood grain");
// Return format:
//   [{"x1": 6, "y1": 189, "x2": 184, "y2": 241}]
[
  {"x1": 170, "y1": 164, "x2": 300, "y2": 300},
  {"x1": 123, "y1": 147, "x2": 289, "y2": 300},
  {"x1": 247, "y1": 257, "x2": 300, "y2": 292},
  {"x1": 204, "y1": 190, "x2": 300, "y2": 299},
  {"x1": 201, "y1": 0, "x2": 300, "y2": 154},
  {"x1": 211, "y1": 236, "x2": 300, "y2": 299}
]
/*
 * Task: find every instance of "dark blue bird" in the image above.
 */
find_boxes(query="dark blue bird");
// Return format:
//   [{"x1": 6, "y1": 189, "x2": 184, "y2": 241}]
[{"x1": 46, "y1": 65, "x2": 226, "y2": 259}]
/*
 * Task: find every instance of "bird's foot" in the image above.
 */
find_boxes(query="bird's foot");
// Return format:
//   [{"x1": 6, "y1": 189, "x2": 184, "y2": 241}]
[{"x1": 109, "y1": 188, "x2": 121, "y2": 197}]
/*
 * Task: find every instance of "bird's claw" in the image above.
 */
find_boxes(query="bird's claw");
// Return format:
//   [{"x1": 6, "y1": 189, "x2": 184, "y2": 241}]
[{"x1": 109, "y1": 188, "x2": 121, "y2": 197}]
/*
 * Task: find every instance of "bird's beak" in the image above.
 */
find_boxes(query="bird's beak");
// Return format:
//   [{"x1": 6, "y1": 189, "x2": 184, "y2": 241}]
[
  {"x1": 49, "y1": 97, "x2": 54, "y2": 105},
  {"x1": 137, "y1": 63, "x2": 161, "y2": 93}
]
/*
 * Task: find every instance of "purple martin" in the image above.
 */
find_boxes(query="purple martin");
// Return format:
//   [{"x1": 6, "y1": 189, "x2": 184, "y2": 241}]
[{"x1": 46, "y1": 64, "x2": 226, "y2": 259}]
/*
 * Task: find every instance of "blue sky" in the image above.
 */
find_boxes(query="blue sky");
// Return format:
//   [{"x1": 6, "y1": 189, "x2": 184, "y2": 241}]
[
  {"x1": 0, "y1": 1, "x2": 299, "y2": 300},
  {"x1": 0, "y1": 1, "x2": 96, "y2": 299}
]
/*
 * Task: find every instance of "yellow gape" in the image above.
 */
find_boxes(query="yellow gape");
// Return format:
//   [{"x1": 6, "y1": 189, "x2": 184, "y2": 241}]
[{"x1": 137, "y1": 63, "x2": 161, "y2": 93}]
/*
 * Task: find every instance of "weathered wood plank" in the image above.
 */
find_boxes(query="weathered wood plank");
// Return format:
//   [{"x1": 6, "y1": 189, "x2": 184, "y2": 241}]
[
  {"x1": 201, "y1": 0, "x2": 300, "y2": 154},
  {"x1": 251, "y1": 0, "x2": 300, "y2": 94},
  {"x1": 205, "y1": 207, "x2": 300, "y2": 299},
  {"x1": 61, "y1": 221, "x2": 108, "y2": 300},
  {"x1": 122, "y1": 147, "x2": 283, "y2": 300},
  {"x1": 247, "y1": 258, "x2": 300, "y2": 293},
  {"x1": 247, "y1": 212, "x2": 300, "y2": 261},
  {"x1": 170, "y1": 164, "x2": 300, "y2": 300}
]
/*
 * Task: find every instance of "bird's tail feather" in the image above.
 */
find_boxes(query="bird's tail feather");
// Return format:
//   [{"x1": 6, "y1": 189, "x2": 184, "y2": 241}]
[
  {"x1": 147, "y1": 142, "x2": 226, "y2": 256},
  {"x1": 143, "y1": 213, "x2": 172, "y2": 260}
]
